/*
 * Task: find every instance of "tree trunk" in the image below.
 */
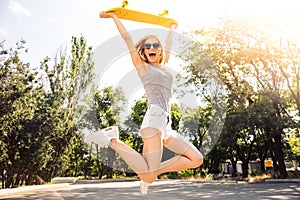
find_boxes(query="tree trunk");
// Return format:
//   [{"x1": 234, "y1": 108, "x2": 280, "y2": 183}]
[
  {"x1": 107, "y1": 147, "x2": 115, "y2": 178},
  {"x1": 96, "y1": 160, "x2": 103, "y2": 179},
  {"x1": 1, "y1": 170, "x2": 4, "y2": 189},
  {"x1": 241, "y1": 159, "x2": 249, "y2": 178},
  {"x1": 272, "y1": 96, "x2": 288, "y2": 178},
  {"x1": 14, "y1": 172, "x2": 21, "y2": 187},
  {"x1": 96, "y1": 145, "x2": 103, "y2": 179},
  {"x1": 230, "y1": 159, "x2": 237, "y2": 177},
  {"x1": 84, "y1": 143, "x2": 93, "y2": 179},
  {"x1": 6, "y1": 171, "x2": 14, "y2": 188},
  {"x1": 273, "y1": 132, "x2": 288, "y2": 178}
]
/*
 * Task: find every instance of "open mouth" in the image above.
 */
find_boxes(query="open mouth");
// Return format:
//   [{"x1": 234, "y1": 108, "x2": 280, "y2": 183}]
[{"x1": 149, "y1": 52, "x2": 156, "y2": 59}]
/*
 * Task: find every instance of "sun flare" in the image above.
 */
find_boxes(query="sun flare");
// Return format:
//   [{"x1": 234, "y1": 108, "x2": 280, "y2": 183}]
[{"x1": 224, "y1": 0, "x2": 300, "y2": 43}]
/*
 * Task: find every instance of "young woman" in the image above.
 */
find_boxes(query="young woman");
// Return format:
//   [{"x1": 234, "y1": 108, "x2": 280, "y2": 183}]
[{"x1": 86, "y1": 11, "x2": 203, "y2": 195}]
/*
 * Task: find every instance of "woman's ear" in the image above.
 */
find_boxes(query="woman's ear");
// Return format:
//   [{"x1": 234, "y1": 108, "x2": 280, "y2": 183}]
[{"x1": 140, "y1": 52, "x2": 147, "y2": 62}]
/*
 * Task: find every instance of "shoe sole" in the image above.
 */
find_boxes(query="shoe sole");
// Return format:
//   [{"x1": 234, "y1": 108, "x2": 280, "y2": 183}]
[{"x1": 102, "y1": 126, "x2": 119, "y2": 138}]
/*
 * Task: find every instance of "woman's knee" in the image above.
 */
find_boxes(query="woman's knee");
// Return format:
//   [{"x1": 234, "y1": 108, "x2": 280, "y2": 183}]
[
  {"x1": 164, "y1": 133, "x2": 204, "y2": 168},
  {"x1": 139, "y1": 171, "x2": 158, "y2": 184},
  {"x1": 189, "y1": 148, "x2": 203, "y2": 168}
]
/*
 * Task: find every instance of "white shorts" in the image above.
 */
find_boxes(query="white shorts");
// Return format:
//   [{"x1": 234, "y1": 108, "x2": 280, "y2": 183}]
[{"x1": 140, "y1": 104, "x2": 175, "y2": 140}]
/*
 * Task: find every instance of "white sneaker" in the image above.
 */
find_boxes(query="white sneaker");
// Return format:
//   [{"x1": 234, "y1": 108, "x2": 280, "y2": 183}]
[
  {"x1": 140, "y1": 180, "x2": 149, "y2": 195},
  {"x1": 85, "y1": 126, "x2": 119, "y2": 148}
]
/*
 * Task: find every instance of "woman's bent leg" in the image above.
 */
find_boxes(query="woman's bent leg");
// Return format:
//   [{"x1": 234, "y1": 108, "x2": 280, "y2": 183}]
[
  {"x1": 140, "y1": 127, "x2": 163, "y2": 183},
  {"x1": 158, "y1": 132, "x2": 203, "y2": 175},
  {"x1": 109, "y1": 127, "x2": 163, "y2": 183},
  {"x1": 109, "y1": 139, "x2": 149, "y2": 177}
]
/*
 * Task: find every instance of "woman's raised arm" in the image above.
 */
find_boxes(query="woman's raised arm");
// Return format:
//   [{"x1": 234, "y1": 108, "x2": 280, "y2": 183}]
[
  {"x1": 164, "y1": 24, "x2": 177, "y2": 64},
  {"x1": 100, "y1": 11, "x2": 144, "y2": 69}
]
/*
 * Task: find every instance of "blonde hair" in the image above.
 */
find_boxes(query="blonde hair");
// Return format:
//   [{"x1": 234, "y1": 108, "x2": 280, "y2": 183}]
[{"x1": 135, "y1": 35, "x2": 165, "y2": 64}]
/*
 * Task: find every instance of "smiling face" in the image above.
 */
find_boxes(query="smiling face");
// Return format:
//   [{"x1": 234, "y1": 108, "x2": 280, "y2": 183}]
[
  {"x1": 143, "y1": 37, "x2": 162, "y2": 64},
  {"x1": 135, "y1": 35, "x2": 164, "y2": 65}
]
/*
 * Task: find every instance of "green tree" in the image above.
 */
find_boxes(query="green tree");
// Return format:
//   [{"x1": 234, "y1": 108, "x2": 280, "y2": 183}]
[
  {"x1": 288, "y1": 130, "x2": 300, "y2": 156},
  {"x1": 0, "y1": 40, "x2": 41, "y2": 187},
  {"x1": 64, "y1": 134, "x2": 89, "y2": 177},
  {"x1": 123, "y1": 97, "x2": 148, "y2": 153},
  {"x1": 180, "y1": 17, "x2": 297, "y2": 178},
  {"x1": 37, "y1": 35, "x2": 95, "y2": 181},
  {"x1": 87, "y1": 86, "x2": 125, "y2": 179},
  {"x1": 0, "y1": 35, "x2": 95, "y2": 188}
]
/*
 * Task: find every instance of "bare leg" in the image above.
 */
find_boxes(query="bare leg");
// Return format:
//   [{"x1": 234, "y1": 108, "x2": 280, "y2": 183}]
[
  {"x1": 109, "y1": 129, "x2": 202, "y2": 182},
  {"x1": 140, "y1": 128, "x2": 163, "y2": 183},
  {"x1": 158, "y1": 132, "x2": 203, "y2": 175},
  {"x1": 109, "y1": 127, "x2": 163, "y2": 183},
  {"x1": 109, "y1": 139, "x2": 148, "y2": 176}
]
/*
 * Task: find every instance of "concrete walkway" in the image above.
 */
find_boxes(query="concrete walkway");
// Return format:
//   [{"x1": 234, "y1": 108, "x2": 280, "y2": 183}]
[{"x1": 0, "y1": 179, "x2": 299, "y2": 200}]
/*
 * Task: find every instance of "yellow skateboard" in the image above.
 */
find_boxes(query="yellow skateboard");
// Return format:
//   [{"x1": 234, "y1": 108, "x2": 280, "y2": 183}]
[{"x1": 105, "y1": 7, "x2": 178, "y2": 28}]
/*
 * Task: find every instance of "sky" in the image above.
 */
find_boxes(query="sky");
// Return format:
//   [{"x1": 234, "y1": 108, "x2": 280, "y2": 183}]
[
  {"x1": 0, "y1": 0, "x2": 226, "y2": 67},
  {"x1": 2, "y1": 0, "x2": 299, "y2": 69}
]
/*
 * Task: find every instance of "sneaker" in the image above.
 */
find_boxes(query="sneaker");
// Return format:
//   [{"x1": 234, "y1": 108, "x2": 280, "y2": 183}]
[
  {"x1": 139, "y1": 180, "x2": 149, "y2": 195},
  {"x1": 85, "y1": 126, "x2": 119, "y2": 148}
]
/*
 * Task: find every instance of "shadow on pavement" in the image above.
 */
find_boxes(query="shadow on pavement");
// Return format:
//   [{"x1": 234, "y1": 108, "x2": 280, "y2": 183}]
[{"x1": 1, "y1": 180, "x2": 300, "y2": 200}]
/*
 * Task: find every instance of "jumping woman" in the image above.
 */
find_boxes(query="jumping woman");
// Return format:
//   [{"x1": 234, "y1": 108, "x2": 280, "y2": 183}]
[{"x1": 86, "y1": 11, "x2": 203, "y2": 195}]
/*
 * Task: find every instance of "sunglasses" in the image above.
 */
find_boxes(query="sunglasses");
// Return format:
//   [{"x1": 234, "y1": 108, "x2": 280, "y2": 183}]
[{"x1": 143, "y1": 43, "x2": 160, "y2": 49}]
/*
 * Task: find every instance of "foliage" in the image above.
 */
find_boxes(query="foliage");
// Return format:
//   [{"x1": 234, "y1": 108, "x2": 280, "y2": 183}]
[
  {"x1": 288, "y1": 130, "x2": 300, "y2": 156},
  {"x1": 83, "y1": 86, "x2": 126, "y2": 178},
  {"x1": 0, "y1": 35, "x2": 94, "y2": 188},
  {"x1": 180, "y1": 16, "x2": 300, "y2": 178},
  {"x1": 123, "y1": 97, "x2": 147, "y2": 153}
]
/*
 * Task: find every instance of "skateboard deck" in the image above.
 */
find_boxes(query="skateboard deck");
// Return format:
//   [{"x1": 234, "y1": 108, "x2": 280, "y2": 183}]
[{"x1": 105, "y1": 7, "x2": 178, "y2": 28}]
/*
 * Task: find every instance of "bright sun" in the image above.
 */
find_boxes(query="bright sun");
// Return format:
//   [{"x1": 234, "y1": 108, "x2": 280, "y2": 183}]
[{"x1": 224, "y1": 0, "x2": 300, "y2": 43}]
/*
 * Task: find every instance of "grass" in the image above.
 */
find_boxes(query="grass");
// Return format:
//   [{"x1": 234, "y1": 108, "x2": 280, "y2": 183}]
[
  {"x1": 248, "y1": 174, "x2": 272, "y2": 183},
  {"x1": 248, "y1": 170, "x2": 300, "y2": 182}
]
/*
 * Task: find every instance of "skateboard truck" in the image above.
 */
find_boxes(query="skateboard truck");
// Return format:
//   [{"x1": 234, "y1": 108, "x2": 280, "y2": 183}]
[{"x1": 122, "y1": 0, "x2": 128, "y2": 8}]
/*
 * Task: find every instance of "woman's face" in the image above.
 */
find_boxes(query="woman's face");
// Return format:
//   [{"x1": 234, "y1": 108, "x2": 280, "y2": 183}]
[{"x1": 143, "y1": 38, "x2": 162, "y2": 64}]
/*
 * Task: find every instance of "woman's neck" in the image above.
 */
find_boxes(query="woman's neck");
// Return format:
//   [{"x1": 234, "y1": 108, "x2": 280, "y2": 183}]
[
  {"x1": 149, "y1": 62, "x2": 161, "y2": 68},
  {"x1": 149, "y1": 63, "x2": 167, "y2": 71}
]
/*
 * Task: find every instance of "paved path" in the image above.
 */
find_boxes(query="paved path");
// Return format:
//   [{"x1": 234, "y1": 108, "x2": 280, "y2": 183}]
[{"x1": 0, "y1": 180, "x2": 300, "y2": 200}]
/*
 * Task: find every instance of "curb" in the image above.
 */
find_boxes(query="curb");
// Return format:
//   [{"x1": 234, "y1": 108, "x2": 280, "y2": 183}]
[
  {"x1": 181, "y1": 179, "x2": 300, "y2": 184},
  {"x1": 265, "y1": 179, "x2": 300, "y2": 183},
  {"x1": 75, "y1": 178, "x2": 139, "y2": 184},
  {"x1": 51, "y1": 177, "x2": 78, "y2": 184}
]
